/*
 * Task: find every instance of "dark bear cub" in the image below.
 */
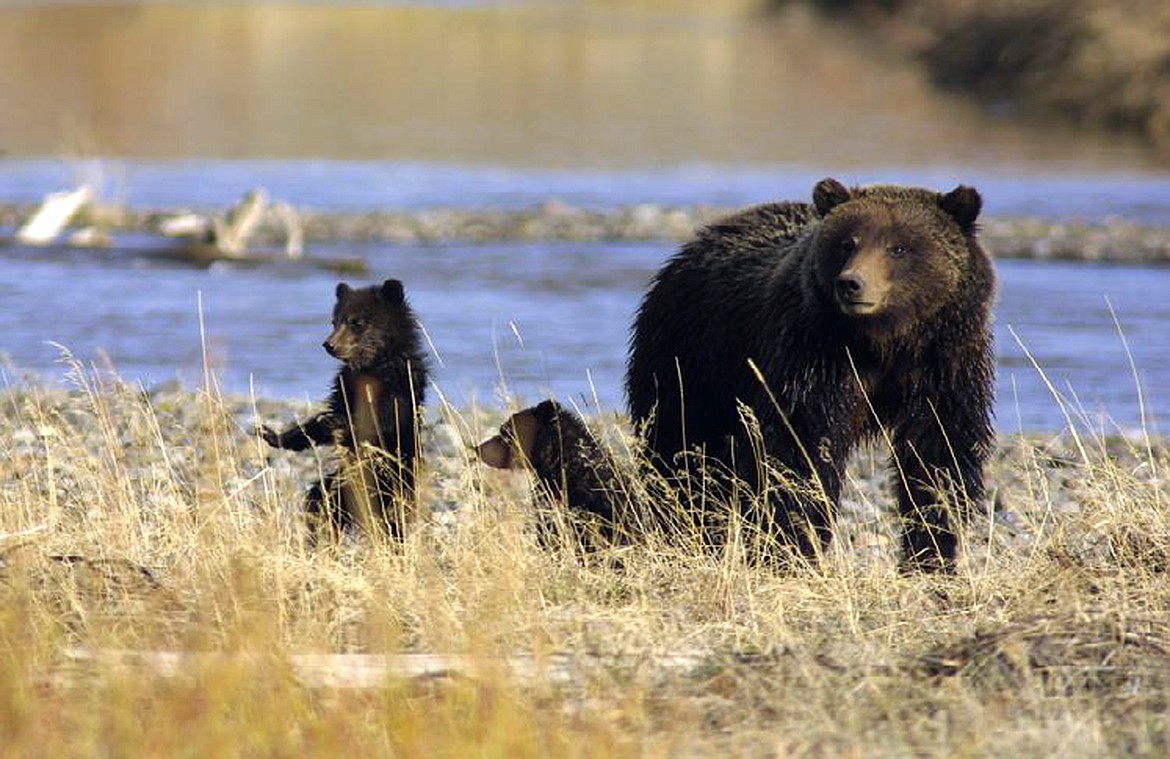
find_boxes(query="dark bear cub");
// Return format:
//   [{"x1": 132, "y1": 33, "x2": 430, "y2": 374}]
[
  {"x1": 627, "y1": 178, "x2": 996, "y2": 571},
  {"x1": 476, "y1": 400, "x2": 627, "y2": 549},
  {"x1": 261, "y1": 279, "x2": 429, "y2": 541}
]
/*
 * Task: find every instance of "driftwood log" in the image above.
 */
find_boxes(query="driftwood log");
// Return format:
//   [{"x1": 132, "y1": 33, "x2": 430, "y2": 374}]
[
  {"x1": 15, "y1": 186, "x2": 93, "y2": 246},
  {"x1": 57, "y1": 648, "x2": 707, "y2": 690}
]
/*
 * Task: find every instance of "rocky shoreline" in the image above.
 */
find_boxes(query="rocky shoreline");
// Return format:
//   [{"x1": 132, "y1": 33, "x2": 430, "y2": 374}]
[
  {"x1": 2, "y1": 203, "x2": 1169, "y2": 264},
  {"x1": 2, "y1": 382, "x2": 1155, "y2": 567}
]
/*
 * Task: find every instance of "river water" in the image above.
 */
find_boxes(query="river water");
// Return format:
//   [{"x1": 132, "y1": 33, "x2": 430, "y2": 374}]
[
  {"x1": 1, "y1": 240, "x2": 1166, "y2": 434},
  {"x1": 1, "y1": 2, "x2": 1168, "y2": 432}
]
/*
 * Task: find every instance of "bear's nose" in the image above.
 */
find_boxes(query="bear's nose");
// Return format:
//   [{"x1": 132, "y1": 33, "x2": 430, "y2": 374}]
[
  {"x1": 836, "y1": 271, "x2": 866, "y2": 299},
  {"x1": 322, "y1": 340, "x2": 337, "y2": 357}
]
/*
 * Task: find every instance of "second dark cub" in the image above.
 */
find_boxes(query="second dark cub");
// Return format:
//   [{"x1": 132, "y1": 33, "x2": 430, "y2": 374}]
[{"x1": 476, "y1": 400, "x2": 627, "y2": 549}]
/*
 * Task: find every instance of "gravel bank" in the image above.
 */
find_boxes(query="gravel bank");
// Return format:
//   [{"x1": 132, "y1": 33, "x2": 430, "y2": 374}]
[
  {"x1": 3, "y1": 382, "x2": 1156, "y2": 569},
  {"x1": 3, "y1": 203, "x2": 1169, "y2": 264}
]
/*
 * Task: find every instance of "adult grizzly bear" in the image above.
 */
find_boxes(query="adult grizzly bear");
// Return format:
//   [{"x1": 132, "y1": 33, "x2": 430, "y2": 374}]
[
  {"x1": 626, "y1": 178, "x2": 996, "y2": 571},
  {"x1": 261, "y1": 279, "x2": 429, "y2": 541}
]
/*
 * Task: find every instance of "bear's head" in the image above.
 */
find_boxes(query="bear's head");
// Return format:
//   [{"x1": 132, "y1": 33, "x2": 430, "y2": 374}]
[
  {"x1": 323, "y1": 278, "x2": 411, "y2": 368},
  {"x1": 475, "y1": 400, "x2": 564, "y2": 471},
  {"x1": 810, "y1": 178, "x2": 985, "y2": 336}
]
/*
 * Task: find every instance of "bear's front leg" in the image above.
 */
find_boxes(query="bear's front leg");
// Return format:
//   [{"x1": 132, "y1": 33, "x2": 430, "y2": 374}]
[
  {"x1": 304, "y1": 472, "x2": 351, "y2": 545},
  {"x1": 260, "y1": 412, "x2": 337, "y2": 451},
  {"x1": 892, "y1": 416, "x2": 990, "y2": 573},
  {"x1": 758, "y1": 423, "x2": 845, "y2": 566}
]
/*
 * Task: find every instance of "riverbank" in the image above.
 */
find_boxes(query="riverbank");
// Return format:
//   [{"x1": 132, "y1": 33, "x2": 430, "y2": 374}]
[
  {"x1": 3, "y1": 202, "x2": 1170, "y2": 264},
  {"x1": 1, "y1": 379, "x2": 1167, "y2": 755},
  {"x1": 793, "y1": 0, "x2": 1170, "y2": 150},
  {"x1": 1, "y1": 380, "x2": 1163, "y2": 569}
]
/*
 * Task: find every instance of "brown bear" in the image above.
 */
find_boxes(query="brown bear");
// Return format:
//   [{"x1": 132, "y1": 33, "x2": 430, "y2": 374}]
[
  {"x1": 476, "y1": 400, "x2": 628, "y2": 549},
  {"x1": 261, "y1": 279, "x2": 429, "y2": 541},
  {"x1": 626, "y1": 178, "x2": 996, "y2": 571}
]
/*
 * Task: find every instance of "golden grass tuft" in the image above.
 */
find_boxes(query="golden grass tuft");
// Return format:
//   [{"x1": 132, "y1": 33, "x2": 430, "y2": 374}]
[{"x1": 0, "y1": 363, "x2": 1168, "y2": 756}]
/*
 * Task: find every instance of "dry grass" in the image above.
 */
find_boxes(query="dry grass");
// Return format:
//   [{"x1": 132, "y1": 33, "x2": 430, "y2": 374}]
[{"x1": 0, "y1": 365, "x2": 1167, "y2": 757}]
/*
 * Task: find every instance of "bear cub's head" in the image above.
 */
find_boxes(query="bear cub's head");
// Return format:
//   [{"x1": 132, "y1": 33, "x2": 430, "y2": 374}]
[
  {"x1": 810, "y1": 177, "x2": 984, "y2": 332},
  {"x1": 472, "y1": 399, "x2": 585, "y2": 470},
  {"x1": 475, "y1": 400, "x2": 567, "y2": 471},
  {"x1": 324, "y1": 279, "x2": 415, "y2": 369}
]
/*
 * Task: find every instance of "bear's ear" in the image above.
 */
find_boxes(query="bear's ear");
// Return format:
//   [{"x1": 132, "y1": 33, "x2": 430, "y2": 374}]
[
  {"x1": 533, "y1": 399, "x2": 560, "y2": 420},
  {"x1": 335, "y1": 282, "x2": 352, "y2": 300},
  {"x1": 813, "y1": 178, "x2": 852, "y2": 216},
  {"x1": 938, "y1": 185, "x2": 982, "y2": 232},
  {"x1": 380, "y1": 279, "x2": 405, "y2": 304}
]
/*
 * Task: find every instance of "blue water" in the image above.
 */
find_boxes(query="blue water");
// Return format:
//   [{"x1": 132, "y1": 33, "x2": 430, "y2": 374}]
[
  {"x1": 3, "y1": 2, "x2": 1168, "y2": 435},
  {"x1": 0, "y1": 238, "x2": 1166, "y2": 433}
]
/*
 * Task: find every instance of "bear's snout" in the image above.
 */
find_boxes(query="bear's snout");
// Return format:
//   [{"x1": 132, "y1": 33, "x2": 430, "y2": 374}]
[
  {"x1": 475, "y1": 436, "x2": 514, "y2": 469},
  {"x1": 833, "y1": 246, "x2": 893, "y2": 315},
  {"x1": 835, "y1": 268, "x2": 881, "y2": 315},
  {"x1": 836, "y1": 271, "x2": 866, "y2": 300}
]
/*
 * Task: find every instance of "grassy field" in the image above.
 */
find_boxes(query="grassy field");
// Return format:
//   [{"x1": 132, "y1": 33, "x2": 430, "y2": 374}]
[{"x1": 1, "y1": 364, "x2": 1167, "y2": 757}]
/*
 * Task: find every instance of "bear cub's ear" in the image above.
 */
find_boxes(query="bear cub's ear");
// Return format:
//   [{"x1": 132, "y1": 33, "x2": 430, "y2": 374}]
[
  {"x1": 335, "y1": 282, "x2": 352, "y2": 300},
  {"x1": 938, "y1": 186, "x2": 982, "y2": 232},
  {"x1": 533, "y1": 399, "x2": 561, "y2": 423},
  {"x1": 380, "y1": 279, "x2": 405, "y2": 304},
  {"x1": 813, "y1": 178, "x2": 852, "y2": 217}
]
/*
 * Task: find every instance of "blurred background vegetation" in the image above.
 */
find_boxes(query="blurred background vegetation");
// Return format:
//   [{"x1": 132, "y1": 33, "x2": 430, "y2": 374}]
[
  {"x1": 2, "y1": 0, "x2": 1167, "y2": 163},
  {"x1": 785, "y1": 0, "x2": 1170, "y2": 148}
]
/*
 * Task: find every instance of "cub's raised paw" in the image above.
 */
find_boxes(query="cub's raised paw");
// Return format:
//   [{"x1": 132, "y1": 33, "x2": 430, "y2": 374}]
[{"x1": 256, "y1": 423, "x2": 281, "y2": 448}]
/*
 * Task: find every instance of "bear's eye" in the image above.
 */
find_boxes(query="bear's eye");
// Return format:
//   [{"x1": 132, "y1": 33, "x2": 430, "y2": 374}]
[
  {"x1": 348, "y1": 318, "x2": 366, "y2": 331},
  {"x1": 839, "y1": 237, "x2": 858, "y2": 254},
  {"x1": 888, "y1": 245, "x2": 910, "y2": 258}
]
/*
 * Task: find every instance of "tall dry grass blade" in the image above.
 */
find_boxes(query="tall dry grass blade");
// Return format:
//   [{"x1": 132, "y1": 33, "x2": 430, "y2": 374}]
[
  {"x1": 1008, "y1": 325, "x2": 1090, "y2": 467},
  {"x1": 745, "y1": 358, "x2": 824, "y2": 501},
  {"x1": 1106, "y1": 297, "x2": 1162, "y2": 507}
]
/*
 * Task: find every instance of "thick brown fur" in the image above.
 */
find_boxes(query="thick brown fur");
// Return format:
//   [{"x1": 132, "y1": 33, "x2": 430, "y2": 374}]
[
  {"x1": 476, "y1": 400, "x2": 627, "y2": 550},
  {"x1": 626, "y1": 178, "x2": 996, "y2": 571},
  {"x1": 261, "y1": 279, "x2": 429, "y2": 541}
]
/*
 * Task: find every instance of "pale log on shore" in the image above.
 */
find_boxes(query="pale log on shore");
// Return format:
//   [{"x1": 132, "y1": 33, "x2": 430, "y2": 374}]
[
  {"x1": 68, "y1": 227, "x2": 112, "y2": 248},
  {"x1": 211, "y1": 188, "x2": 269, "y2": 257},
  {"x1": 15, "y1": 186, "x2": 93, "y2": 246},
  {"x1": 0, "y1": 524, "x2": 48, "y2": 548},
  {"x1": 60, "y1": 648, "x2": 705, "y2": 689},
  {"x1": 274, "y1": 201, "x2": 304, "y2": 258},
  {"x1": 158, "y1": 212, "x2": 213, "y2": 239}
]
